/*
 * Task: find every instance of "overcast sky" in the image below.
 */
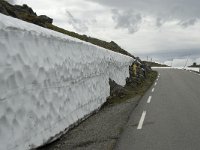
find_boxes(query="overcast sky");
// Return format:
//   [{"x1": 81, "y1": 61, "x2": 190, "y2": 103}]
[{"x1": 7, "y1": 0, "x2": 200, "y2": 66}]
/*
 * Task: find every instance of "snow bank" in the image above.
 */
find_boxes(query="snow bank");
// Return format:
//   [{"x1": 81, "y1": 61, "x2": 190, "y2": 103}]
[
  {"x1": 183, "y1": 67, "x2": 200, "y2": 72},
  {"x1": 0, "y1": 14, "x2": 133, "y2": 150}
]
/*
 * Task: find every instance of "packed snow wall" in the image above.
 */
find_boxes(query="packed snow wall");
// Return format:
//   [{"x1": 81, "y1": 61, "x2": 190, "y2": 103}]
[{"x1": 0, "y1": 14, "x2": 133, "y2": 150}]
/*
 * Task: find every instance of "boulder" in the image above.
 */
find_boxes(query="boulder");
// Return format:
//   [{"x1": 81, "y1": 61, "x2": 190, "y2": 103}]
[
  {"x1": 38, "y1": 15, "x2": 53, "y2": 24},
  {"x1": 109, "y1": 79, "x2": 126, "y2": 98}
]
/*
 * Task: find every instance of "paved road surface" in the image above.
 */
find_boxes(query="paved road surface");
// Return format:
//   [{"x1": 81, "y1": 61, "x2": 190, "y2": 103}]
[{"x1": 115, "y1": 69, "x2": 200, "y2": 150}]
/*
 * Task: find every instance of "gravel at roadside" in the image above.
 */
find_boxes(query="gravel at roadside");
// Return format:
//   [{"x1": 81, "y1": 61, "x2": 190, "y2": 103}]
[{"x1": 38, "y1": 96, "x2": 141, "y2": 150}]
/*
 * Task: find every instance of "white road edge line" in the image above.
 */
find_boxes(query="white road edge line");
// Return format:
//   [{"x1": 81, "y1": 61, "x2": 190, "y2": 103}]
[
  {"x1": 154, "y1": 82, "x2": 157, "y2": 86},
  {"x1": 137, "y1": 111, "x2": 147, "y2": 130},
  {"x1": 147, "y1": 96, "x2": 152, "y2": 103},
  {"x1": 152, "y1": 88, "x2": 155, "y2": 92}
]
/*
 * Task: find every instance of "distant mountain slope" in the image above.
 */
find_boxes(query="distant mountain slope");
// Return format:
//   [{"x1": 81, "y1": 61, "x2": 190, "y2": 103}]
[
  {"x1": 189, "y1": 63, "x2": 200, "y2": 67},
  {"x1": 0, "y1": 0, "x2": 135, "y2": 58},
  {"x1": 143, "y1": 61, "x2": 169, "y2": 67}
]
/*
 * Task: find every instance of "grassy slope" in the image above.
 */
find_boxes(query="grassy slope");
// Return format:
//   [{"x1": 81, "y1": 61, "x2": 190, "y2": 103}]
[
  {"x1": 46, "y1": 23, "x2": 134, "y2": 58},
  {"x1": 189, "y1": 64, "x2": 200, "y2": 67},
  {"x1": 105, "y1": 71, "x2": 158, "y2": 105},
  {"x1": 143, "y1": 61, "x2": 169, "y2": 67}
]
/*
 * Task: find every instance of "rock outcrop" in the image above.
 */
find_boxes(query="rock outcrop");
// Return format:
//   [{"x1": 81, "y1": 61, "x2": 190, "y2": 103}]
[
  {"x1": 109, "y1": 79, "x2": 126, "y2": 98},
  {"x1": 38, "y1": 15, "x2": 53, "y2": 24},
  {"x1": 0, "y1": 0, "x2": 53, "y2": 27}
]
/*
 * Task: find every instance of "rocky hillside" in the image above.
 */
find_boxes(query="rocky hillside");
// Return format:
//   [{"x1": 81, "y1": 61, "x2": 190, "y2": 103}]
[
  {"x1": 0, "y1": 0, "x2": 135, "y2": 58},
  {"x1": 143, "y1": 61, "x2": 169, "y2": 67},
  {"x1": 0, "y1": 1, "x2": 53, "y2": 27}
]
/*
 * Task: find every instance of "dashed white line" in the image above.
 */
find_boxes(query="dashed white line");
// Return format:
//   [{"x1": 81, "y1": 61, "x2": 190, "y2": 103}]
[
  {"x1": 147, "y1": 96, "x2": 152, "y2": 103},
  {"x1": 152, "y1": 88, "x2": 155, "y2": 92},
  {"x1": 154, "y1": 82, "x2": 157, "y2": 86},
  {"x1": 137, "y1": 111, "x2": 146, "y2": 130}
]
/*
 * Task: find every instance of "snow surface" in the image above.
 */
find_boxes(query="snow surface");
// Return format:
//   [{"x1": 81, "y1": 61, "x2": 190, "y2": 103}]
[
  {"x1": 0, "y1": 14, "x2": 133, "y2": 150},
  {"x1": 183, "y1": 67, "x2": 200, "y2": 72}
]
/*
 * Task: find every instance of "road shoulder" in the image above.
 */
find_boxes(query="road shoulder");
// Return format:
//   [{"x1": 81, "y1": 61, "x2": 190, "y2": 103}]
[{"x1": 38, "y1": 71, "x2": 157, "y2": 150}]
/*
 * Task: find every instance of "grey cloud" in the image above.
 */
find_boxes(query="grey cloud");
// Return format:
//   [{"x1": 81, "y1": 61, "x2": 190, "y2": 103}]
[
  {"x1": 89, "y1": 0, "x2": 200, "y2": 27},
  {"x1": 178, "y1": 18, "x2": 198, "y2": 28},
  {"x1": 138, "y1": 49, "x2": 200, "y2": 63},
  {"x1": 66, "y1": 11, "x2": 88, "y2": 33},
  {"x1": 112, "y1": 9, "x2": 142, "y2": 34},
  {"x1": 156, "y1": 18, "x2": 165, "y2": 27}
]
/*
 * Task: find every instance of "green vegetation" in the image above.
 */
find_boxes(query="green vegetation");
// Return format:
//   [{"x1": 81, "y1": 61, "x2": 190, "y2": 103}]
[{"x1": 105, "y1": 71, "x2": 158, "y2": 105}]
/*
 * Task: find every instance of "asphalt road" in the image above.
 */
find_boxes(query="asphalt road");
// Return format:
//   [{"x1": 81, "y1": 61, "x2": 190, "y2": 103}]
[{"x1": 115, "y1": 69, "x2": 200, "y2": 150}]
